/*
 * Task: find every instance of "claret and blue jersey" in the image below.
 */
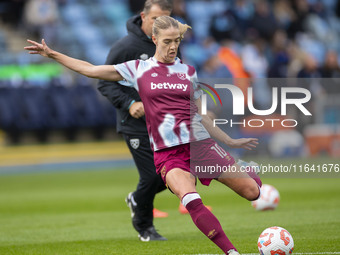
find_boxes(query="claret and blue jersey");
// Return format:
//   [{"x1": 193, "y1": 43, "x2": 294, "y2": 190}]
[{"x1": 114, "y1": 57, "x2": 210, "y2": 151}]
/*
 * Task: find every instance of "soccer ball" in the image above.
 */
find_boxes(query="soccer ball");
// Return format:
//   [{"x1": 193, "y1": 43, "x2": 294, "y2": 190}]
[
  {"x1": 251, "y1": 184, "x2": 280, "y2": 211},
  {"x1": 258, "y1": 226, "x2": 294, "y2": 255}
]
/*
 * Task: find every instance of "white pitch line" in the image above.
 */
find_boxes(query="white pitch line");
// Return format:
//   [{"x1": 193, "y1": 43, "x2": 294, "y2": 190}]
[
  {"x1": 293, "y1": 253, "x2": 340, "y2": 255},
  {"x1": 192, "y1": 252, "x2": 340, "y2": 255}
]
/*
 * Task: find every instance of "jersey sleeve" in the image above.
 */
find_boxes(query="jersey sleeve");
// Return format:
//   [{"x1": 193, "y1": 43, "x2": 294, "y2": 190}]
[
  {"x1": 191, "y1": 71, "x2": 203, "y2": 100},
  {"x1": 114, "y1": 60, "x2": 139, "y2": 89}
]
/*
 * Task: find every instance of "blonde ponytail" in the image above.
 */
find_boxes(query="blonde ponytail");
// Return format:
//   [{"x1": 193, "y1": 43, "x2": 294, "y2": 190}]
[
  {"x1": 153, "y1": 16, "x2": 191, "y2": 40},
  {"x1": 177, "y1": 20, "x2": 191, "y2": 39}
]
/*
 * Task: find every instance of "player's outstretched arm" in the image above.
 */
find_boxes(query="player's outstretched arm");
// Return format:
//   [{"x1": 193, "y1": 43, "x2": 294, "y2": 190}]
[
  {"x1": 24, "y1": 39, "x2": 123, "y2": 81},
  {"x1": 195, "y1": 98, "x2": 258, "y2": 150}
]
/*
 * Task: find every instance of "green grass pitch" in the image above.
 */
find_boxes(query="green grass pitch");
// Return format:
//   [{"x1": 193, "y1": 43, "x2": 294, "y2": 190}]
[{"x1": 0, "y1": 157, "x2": 339, "y2": 255}]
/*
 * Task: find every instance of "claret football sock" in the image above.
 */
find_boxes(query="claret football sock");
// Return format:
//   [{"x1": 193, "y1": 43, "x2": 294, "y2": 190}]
[
  {"x1": 182, "y1": 193, "x2": 237, "y2": 254},
  {"x1": 179, "y1": 201, "x2": 213, "y2": 214}
]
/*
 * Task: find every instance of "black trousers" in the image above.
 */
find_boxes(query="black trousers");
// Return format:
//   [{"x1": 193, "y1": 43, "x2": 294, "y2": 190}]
[{"x1": 123, "y1": 134, "x2": 167, "y2": 231}]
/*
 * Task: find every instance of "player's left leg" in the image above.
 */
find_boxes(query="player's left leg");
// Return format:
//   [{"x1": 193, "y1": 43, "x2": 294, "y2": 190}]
[{"x1": 166, "y1": 168, "x2": 239, "y2": 255}]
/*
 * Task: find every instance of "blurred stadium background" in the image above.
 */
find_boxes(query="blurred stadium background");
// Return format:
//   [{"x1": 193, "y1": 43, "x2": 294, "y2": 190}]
[
  {"x1": 0, "y1": 1, "x2": 340, "y2": 254},
  {"x1": 0, "y1": 0, "x2": 340, "y2": 162}
]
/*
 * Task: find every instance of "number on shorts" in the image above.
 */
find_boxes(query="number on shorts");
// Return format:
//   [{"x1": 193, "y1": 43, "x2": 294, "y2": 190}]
[{"x1": 210, "y1": 143, "x2": 227, "y2": 158}]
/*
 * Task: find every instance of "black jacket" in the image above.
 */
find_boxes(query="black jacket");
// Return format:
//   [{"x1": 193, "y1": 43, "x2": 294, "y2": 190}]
[{"x1": 98, "y1": 15, "x2": 155, "y2": 135}]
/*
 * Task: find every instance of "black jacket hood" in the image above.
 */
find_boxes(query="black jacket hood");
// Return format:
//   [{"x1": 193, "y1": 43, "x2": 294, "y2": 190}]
[{"x1": 126, "y1": 15, "x2": 153, "y2": 43}]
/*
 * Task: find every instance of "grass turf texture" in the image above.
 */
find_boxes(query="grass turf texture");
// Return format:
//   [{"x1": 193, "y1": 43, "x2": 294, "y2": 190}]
[{"x1": 0, "y1": 157, "x2": 339, "y2": 255}]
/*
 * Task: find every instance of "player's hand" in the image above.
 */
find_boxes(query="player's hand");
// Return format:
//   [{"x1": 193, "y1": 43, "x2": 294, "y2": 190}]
[
  {"x1": 229, "y1": 138, "x2": 259, "y2": 150},
  {"x1": 24, "y1": 39, "x2": 53, "y2": 58},
  {"x1": 129, "y1": 101, "x2": 145, "y2": 119}
]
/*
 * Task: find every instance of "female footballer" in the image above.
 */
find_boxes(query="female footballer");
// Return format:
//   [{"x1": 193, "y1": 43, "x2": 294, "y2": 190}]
[{"x1": 25, "y1": 16, "x2": 262, "y2": 255}]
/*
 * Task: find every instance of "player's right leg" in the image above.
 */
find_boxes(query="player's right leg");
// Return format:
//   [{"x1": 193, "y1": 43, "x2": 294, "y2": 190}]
[
  {"x1": 217, "y1": 163, "x2": 260, "y2": 201},
  {"x1": 166, "y1": 168, "x2": 239, "y2": 255},
  {"x1": 191, "y1": 139, "x2": 261, "y2": 201}
]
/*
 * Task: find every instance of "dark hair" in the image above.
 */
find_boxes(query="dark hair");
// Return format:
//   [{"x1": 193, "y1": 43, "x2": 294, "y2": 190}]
[{"x1": 143, "y1": 0, "x2": 173, "y2": 14}]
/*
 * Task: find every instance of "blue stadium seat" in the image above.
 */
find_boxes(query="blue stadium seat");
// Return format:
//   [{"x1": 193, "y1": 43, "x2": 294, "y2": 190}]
[
  {"x1": 15, "y1": 86, "x2": 50, "y2": 131},
  {"x1": 70, "y1": 83, "x2": 106, "y2": 128},
  {"x1": 46, "y1": 84, "x2": 78, "y2": 129}
]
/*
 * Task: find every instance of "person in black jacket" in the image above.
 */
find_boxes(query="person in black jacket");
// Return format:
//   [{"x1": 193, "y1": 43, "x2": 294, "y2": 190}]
[{"x1": 97, "y1": 0, "x2": 173, "y2": 241}]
